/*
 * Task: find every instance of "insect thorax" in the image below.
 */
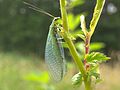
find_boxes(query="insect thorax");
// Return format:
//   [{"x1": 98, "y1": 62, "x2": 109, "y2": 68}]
[{"x1": 52, "y1": 18, "x2": 62, "y2": 35}]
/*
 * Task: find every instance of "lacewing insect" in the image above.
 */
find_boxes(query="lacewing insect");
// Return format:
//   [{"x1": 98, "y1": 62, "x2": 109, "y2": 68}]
[
  {"x1": 45, "y1": 18, "x2": 67, "y2": 81},
  {"x1": 24, "y1": 2, "x2": 67, "y2": 82}
]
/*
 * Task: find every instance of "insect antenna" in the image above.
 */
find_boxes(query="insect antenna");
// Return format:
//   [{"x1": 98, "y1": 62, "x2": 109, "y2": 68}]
[{"x1": 23, "y1": 2, "x2": 55, "y2": 18}]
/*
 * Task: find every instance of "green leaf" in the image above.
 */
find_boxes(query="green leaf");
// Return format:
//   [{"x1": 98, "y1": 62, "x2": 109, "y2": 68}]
[
  {"x1": 68, "y1": 13, "x2": 81, "y2": 31},
  {"x1": 89, "y1": 0, "x2": 105, "y2": 36},
  {"x1": 68, "y1": 0, "x2": 85, "y2": 9},
  {"x1": 77, "y1": 30, "x2": 85, "y2": 41},
  {"x1": 77, "y1": 34, "x2": 85, "y2": 41},
  {"x1": 90, "y1": 72, "x2": 103, "y2": 84},
  {"x1": 71, "y1": 30, "x2": 85, "y2": 40},
  {"x1": 91, "y1": 72, "x2": 100, "y2": 79},
  {"x1": 86, "y1": 52, "x2": 110, "y2": 63},
  {"x1": 24, "y1": 71, "x2": 50, "y2": 83},
  {"x1": 95, "y1": 78, "x2": 103, "y2": 84},
  {"x1": 72, "y1": 72, "x2": 83, "y2": 87},
  {"x1": 89, "y1": 63, "x2": 99, "y2": 73},
  {"x1": 88, "y1": 64, "x2": 103, "y2": 84},
  {"x1": 90, "y1": 42, "x2": 105, "y2": 51},
  {"x1": 75, "y1": 42, "x2": 85, "y2": 54}
]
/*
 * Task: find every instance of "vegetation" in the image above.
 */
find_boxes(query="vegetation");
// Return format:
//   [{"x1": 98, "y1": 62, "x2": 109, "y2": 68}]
[
  {"x1": 0, "y1": 0, "x2": 119, "y2": 56},
  {"x1": 54, "y1": 0, "x2": 109, "y2": 90},
  {"x1": 0, "y1": 0, "x2": 119, "y2": 90},
  {"x1": 0, "y1": 52, "x2": 120, "y2": 90}
]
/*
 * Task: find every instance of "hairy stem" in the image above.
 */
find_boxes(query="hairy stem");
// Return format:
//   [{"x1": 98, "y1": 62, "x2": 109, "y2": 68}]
[
  {"x1": 84, "y1": 34, "x2": 92, "y2": 90},
  {"x1": 84, "y1": 34, "x2": 91, "y2": 67}
]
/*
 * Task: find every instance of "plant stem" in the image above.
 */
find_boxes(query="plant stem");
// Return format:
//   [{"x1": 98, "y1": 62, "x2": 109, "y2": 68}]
[
  {"x1": 59, "y1": 0, "x2": 69, "y2": 32},
  {"x1": 59, "y1": 0, "x2": 92, "y2": 90},
  {"x1": 84, "y1": 78, "x2": 92, "y2": 90},
  {"x1": 84, "y1": 34, "x2": 92, "y2": 90},
  {"x1": 59, "y1": 0, "x2": 86, "y2": 76},
  {"x1": 62, "y1": 32, "x2": 86, "y2": 75},
  {"x1": 84, "y1": 34, "x2": 91, "y2": 68}
]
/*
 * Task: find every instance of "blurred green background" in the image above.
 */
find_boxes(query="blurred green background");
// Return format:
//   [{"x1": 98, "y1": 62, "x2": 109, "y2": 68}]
[{"x1": 0, "y1": 0, "x2": 120, "y2": 90}]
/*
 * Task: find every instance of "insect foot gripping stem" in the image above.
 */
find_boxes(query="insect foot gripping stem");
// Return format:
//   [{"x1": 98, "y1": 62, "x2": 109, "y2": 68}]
[{"x1": 45, "y1": 18, "x2": 67, "y2": 82}]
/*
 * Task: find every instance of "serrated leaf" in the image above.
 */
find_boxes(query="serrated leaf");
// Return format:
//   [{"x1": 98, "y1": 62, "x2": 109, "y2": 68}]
[
  {"x1": 90, "y1": 72, "x2": 103, "y2": 84},
  {"x1": 89, "y1": 64, "x2": 99, "y2": 73},
  {"x1": 72, "y1": 72, "x2": 83, "y2": 87},
  {"x1": 86, "y1": 52, "x2": 110, "y2": 63}
]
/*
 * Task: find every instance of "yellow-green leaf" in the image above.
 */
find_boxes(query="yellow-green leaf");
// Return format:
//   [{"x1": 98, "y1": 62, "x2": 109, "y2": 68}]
[
  {"x1": 90, "y1": 0, "x2": 105, "y2": 36},
  {"x1": 86, "y1": 52, "x2": 110, "y2": 63}
]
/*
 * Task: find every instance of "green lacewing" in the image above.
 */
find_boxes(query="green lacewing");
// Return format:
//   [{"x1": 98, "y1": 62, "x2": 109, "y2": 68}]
[
  {"x1": 45, "y1": 17, "x2": 67, "y2": 82},
  {"x1": 24, "y1": 2, "x2": 67, "y2": 82}
]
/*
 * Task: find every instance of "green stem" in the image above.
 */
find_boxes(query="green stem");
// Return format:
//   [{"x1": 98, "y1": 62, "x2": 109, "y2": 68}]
[
  {"x1": 59, "y1": 0, "x2": 105, "y2": 90},
  {"x1": 59, "y1": 0, "x2": 69, "y2": 32},
  {"x1": 59, "y1": 0, "x2": 86, "y2": 76},
  {"x1": 62, "y1": 32, "x2": 86, "y2": 75},
  {"x1": 84, "y1": 79, "x2": 92, "y2": 90},
  {"x1": 62, "y1": 30, "x2": 92, "y2": 90},
  {"x1": 59, "y1": 0, "x2": 92, "y2": 90}
]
